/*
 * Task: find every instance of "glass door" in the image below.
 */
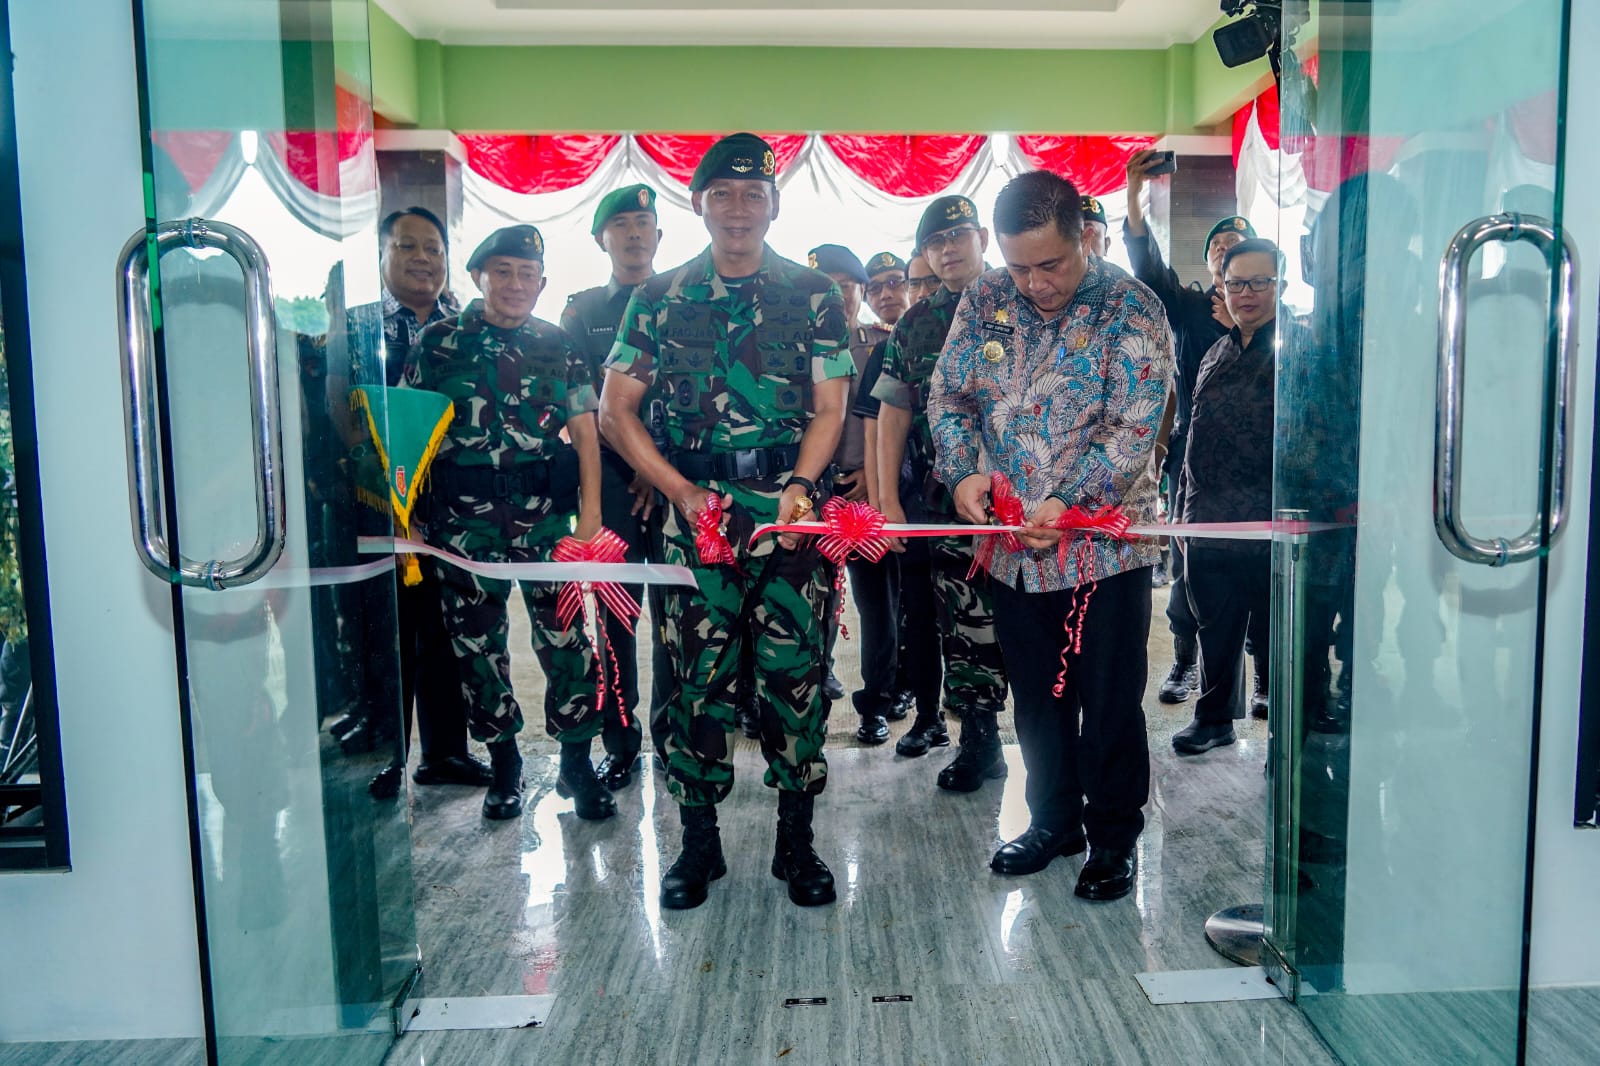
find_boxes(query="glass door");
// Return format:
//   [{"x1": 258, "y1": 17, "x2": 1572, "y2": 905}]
[
  {"x1": 122, "y1": 1, "x2": 415, "y2": 1062},
  {"x1": 1264, "y1": 1, "x2": 1571, "y2": 1063}
]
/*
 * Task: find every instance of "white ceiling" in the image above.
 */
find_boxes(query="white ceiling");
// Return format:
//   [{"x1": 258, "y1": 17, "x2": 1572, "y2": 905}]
[{"x1": 376, "y1": 0, "x2": 1224, "y2": 50}]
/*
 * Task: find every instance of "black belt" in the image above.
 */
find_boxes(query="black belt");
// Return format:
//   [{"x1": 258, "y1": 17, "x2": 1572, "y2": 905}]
[
  {"x1": 669, "y1": 444, "x2": 801, "y2": 482},
  {"x1": 435, "y1": 446, "x2": 578, "y2": 504}
]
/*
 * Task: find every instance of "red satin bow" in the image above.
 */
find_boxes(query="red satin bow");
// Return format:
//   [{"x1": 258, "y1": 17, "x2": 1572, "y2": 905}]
[
  {"x1": 552, "y1": 528, "x2": 641, "y2": 724},
  {"x1": 970, "y1": 472, "x2": 1025, "y2": 578},
  {"x1": 1053, "y1": 504, "x2": 1133, "y2": 573},
  {"x1": 696, "y1": 494, "x2": 736, "y2": 566},
  {"x1": 552, "y1": 528, "x2": 641, "y2": 633},
  {"x1": 816, "y1": 498, "x2": 892, "y2": 565}
]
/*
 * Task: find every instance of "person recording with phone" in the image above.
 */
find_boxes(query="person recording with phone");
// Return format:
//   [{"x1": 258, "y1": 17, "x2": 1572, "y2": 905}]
[{"x1": 1122, "y1": 147, "x2": 1263, "y2": 716}]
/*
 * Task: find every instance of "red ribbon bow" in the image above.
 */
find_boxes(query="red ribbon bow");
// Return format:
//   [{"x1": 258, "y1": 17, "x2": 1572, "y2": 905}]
[
  {"x1": 816, "y1": 498, "x2": 892, "y2": 565},
  {"x1": 970, "y1": 472, "x2": 1026, "y2": 578},
  {"x1": 552, "y1": 528, "x2": 642, "y2": 723},
  {"x1": 1052, "y1": 504, "x2": 1133, "y2": 573},
  {"x1": 696, "y1": 494, "x2": 737, "y2": 566}
]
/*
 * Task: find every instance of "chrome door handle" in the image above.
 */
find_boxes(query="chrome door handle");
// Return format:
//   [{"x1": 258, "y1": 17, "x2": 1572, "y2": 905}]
[
  {"x1": 1434, "y1": 213, "x2": 1578, "y2": 567},
  {"x1": 117, "y1": 219, "x2": 285, "y2": 589}
]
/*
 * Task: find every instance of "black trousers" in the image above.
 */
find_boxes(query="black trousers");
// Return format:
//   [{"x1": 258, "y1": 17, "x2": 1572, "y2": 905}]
[
  {"x1": 395, "y1": 567, "x2": 470, "y2": 760},
  {"x1": 597, "y1": 450, "x2": 643, "y2": 758},
  {"x1": 844, "y1": 554, "x2": 899, "y2": 716},
  {"x1": 1162, "y1": 441, "x2": 1197, "y2": 643},
  {"x1": 1185, "y1": 547, "x2": 1270, "y2": 725},
  {"x1": 894, "y1": 544, "x2": 944, "y2": 720},
  {"x1": 993, "y1": 567, "x2": 1152, "y2": 852}
]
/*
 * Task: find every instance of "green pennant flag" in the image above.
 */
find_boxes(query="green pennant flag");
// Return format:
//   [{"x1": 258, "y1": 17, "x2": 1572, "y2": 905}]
[{"x1": 350, "y1": 386, "x2": 453, "y2": 583}]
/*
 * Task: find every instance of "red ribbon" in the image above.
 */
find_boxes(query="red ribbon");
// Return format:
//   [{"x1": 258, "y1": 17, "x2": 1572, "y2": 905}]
[
  {"x1": 696, "y1": 494, "x2": 737, "y2": 566},
  {"x1": 1052, "y1": 504, "x2": 1134, "y2": 572},
  {"x1": 970, "y1": 473, "x2": 1026, "y2": 578},
  {"x1": 552, "y1": 528, "x2": 642, "y2": 725},
  {"x1": 816, "y1": 498, "x2": 892, "y2": 565}
]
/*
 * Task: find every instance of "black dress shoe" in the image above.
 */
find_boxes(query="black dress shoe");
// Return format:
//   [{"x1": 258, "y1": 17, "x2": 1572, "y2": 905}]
[
  {"x1": 990, "y1": 826, "x2": 1087, "y2": 875},
  {"x1": 328, "y1": 713, "x2": 362, "y2": 740},
  {"x1": 412, "y1": 753, "x2": 493, "y2": 787},
  {"x1": 596, "y1": 752, "x2": 639, "y2": 790},
  {"x1": 855, "y1": 714, "x2": 889, "y2": 745},
  {"x1": 822, "y1": 673, "x2": 845, "y2": 702},
  {"x1": 368, "y1": 762, "x2": 403, "y2": 800},
  {"x1": 895, "y1": 714, "x2": 950, "y2": 757},
  {"x1": 338, "y1": 719, "x2": 385, "y2": 755},
  {"x1": 1171, "y1": 719, "x2": 1236, "y2": 755},
  {"x1": 1074, "y1": 847, "x2": 1136, "y2": 901}
]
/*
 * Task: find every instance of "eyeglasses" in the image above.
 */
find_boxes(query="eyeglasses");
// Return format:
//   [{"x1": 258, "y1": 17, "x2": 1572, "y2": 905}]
[
  {"x1": 906, "y1": 276, "x2": 940, "y2": 293},
  {"x1": 920, "y1": 226, "x2": 978, "y2": 253},
  {"x1": 1223, "y1": 276, "x2": 1279, "y2": 293},
  {"x1": 866, "y1": 277, "x2": 905, "y2": 297}
]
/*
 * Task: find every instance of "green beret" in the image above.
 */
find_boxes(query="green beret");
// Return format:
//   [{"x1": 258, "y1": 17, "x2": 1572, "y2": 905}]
[
  {"x1": 1204, "y1": 215, "x2": 1256, "y2": 260},
  {"x1": 591, "y1": 184, "x2": 658, "y2": 235},
  {"x1": 689, "y1": 132, "x2": 777, "y2": 192},
  {"x1": 808, "y1": 244, "x2": 868, "y2": 285},
  {"x1": 1080, "y1": 195, "x2": 1108, "y2": 227},
  {"x1": 865, "y1": 251, "x2": 907, "y2": 278},
  {"x1": 916, "y1": 195, "x2": 980, "y2": 251},
  {"x1": 467, "y1": 224, "x2": 544, "y2": 271}
]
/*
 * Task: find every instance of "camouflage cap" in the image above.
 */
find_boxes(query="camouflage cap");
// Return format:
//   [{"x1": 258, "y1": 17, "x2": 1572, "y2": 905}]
[
  {"x1": 808, "y1": 244, "x2": 868, "y2": 284},
  {"x1": 467, "y1": 224, "x2": 544, "y2": 271},
  {"x1": 1204, "y1": 215, "x2": 1256, "y2": 260},
  {"x1": 1080, "y1": 195, "x2": 1108, "y2": 227},
  {"x1": 689, "y1": 132, "x2": 778, "y2": 192},
  {"x1": 864, "y1": 251, "x2": 907, "y2": 278},
  {"x1": 591, "y1": 183, "x2": 658, "y2": 235},
  {"x1": 915, "y1": 195, "x2": 981, "y2": 251}
]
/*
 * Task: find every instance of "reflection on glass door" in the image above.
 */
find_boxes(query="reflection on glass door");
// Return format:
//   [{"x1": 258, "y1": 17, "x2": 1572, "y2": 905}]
[
  {"x1": 125, "y1": 1, "x2": 415, "y2": 1062},
  {"x1": 1266, "y1": 1, "x2": 1570, "y2": 1063}
]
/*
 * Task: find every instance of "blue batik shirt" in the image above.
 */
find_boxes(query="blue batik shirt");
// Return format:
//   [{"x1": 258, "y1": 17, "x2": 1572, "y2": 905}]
[{"x1": 926, "y1": 258, "x2": 1174, "y2": 593}]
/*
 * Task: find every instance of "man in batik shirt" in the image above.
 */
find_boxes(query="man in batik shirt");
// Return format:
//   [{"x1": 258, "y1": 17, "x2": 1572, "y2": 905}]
[{"x1": 928, "y1": 170, "x2": 1173, "y2": 903}]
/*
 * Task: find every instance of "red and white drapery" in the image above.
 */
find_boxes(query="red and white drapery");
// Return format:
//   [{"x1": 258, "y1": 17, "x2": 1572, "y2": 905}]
[{"x1": 456, "y1": 132, "x2": 1155, "y2": 200}]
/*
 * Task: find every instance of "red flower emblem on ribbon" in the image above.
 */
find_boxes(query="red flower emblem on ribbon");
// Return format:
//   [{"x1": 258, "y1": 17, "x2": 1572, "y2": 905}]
[
  {"x1": 696, "y1": 494, "x2": 736, "y2": 566},
  {"x1": 816, "y1": 498, "x2": 891, "y2": 565}
]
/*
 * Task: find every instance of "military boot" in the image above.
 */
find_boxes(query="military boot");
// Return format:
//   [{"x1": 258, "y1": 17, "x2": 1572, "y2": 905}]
[
  {"x1": 936, "y1": 709, "x2": 1006, "y2": 792},
  {"x1": 894, "y1": 710, "x2": 950, "y2": 757},
  {"x1": 482, "y1": 740, "x2": 524, "y2": 821},
  {"x1": 555, "y1": 740, "x2": 617, "y2": 821},
  {"x1": 1158, "y1": 635, "x2": 1199, "y2": 704},
  {"x1": 661, "y1": 805, "x2": 726, "y2": 910},
  {"x1": 771, "y1": 791, "x2": 836, "y2": 906}
]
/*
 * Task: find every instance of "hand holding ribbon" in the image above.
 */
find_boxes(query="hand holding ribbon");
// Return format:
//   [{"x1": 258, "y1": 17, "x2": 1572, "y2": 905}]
[{"x1": 970, "y1": 472, "x2": 1026, "y2": 578}]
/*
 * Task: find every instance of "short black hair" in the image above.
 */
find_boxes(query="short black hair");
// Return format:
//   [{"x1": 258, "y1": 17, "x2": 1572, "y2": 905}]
[
  {"x1": 380, "y1": 206, "x2": 448, "y2": 251},
  {"x1": 1221, "y1": 237, "x2": 1285, "y2": 277},
  {"x1": 993, "y1": 170, "x2": 1084, "y2": 243}
]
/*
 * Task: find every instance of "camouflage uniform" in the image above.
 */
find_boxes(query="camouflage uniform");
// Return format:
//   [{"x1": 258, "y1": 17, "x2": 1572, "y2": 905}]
[
  {"x1": 401, "y1": 299, "x2": 601, "y2": 746},
  {"x1": 871, "y1": 284, "x2": 1008, "y2": 718},
  {"x1": 606, "y1": 245, "x2": 851, "y2": 806}
]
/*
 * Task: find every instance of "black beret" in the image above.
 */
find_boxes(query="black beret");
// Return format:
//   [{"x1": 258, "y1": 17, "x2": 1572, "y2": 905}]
[
  {"x1": 915, "y1": 195, "x2": 980, "y2": 251},
  {"x1": 467, "y1": 224, "x2": 544, "y2": 271},
  {"x1": 591, "y1": 184, "x2": 657, "y2": 235},
  {"x1": 689, "y1": 132, "x2": 777, "y2": 192},
  {"x1": 1080, "y1": 195, "x2": 1108, "y2": 227},
  {"x1": 808, "y1": 244, "x2": 868, "y2": 285},
  {"x1": 864, "y1": 251, "x2": 907, "y2": 278}
]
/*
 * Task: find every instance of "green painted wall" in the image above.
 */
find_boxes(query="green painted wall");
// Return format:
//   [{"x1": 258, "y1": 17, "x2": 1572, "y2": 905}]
[{"x1": 364, "y1": 1, "x2": 1272, "y2": 134}]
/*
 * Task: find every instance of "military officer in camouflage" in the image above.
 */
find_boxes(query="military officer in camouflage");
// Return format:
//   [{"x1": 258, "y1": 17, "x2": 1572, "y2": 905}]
[
  {"x1": 560, "y1": 183, "x2": 668, "y2": 791},
  {"x1": 402, "y1": 224, "x2": 616, "y2": 824},
  {"x1": 601, "y1": 132, "x2": 851, "y2": 911},
  {"x1": 1080, "y1": 195, "x2": 1111, "y2": 258},
  {"x1": 873, "y1": 195, "x2": 1010, "y2": 789}
]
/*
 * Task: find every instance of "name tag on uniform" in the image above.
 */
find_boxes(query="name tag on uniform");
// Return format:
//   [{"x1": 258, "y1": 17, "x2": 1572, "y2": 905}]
[{"x1": 981, "y1": 321, "x2": 1014, "y2": 337}]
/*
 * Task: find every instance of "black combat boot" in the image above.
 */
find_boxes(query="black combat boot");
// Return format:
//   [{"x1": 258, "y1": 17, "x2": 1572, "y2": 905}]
[
  {"x1": 935, "y1": 710, "x2": 1006, "y2": 792},
  {"x1": 1158, "y1": 635, "x2": 1199, "y2": 704},
  {"x1": 1251, "y1": 653, "x2": 1270, "y2": 719},
  {"x1": 555, "y1": 740, "x2": 617, "y2": 821},
  {"x1": 771, "y1": 791, "x2": 836, "y2": 906},
  {"x1": 661, "y1": 805, "x2": 726, "y2": 910},
  {"x1": 894, "y1": 710, "x2": 950, "y2": 757},
  {"x1": 482, "y1": 740, "x2": 524, "y2": 821}
]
